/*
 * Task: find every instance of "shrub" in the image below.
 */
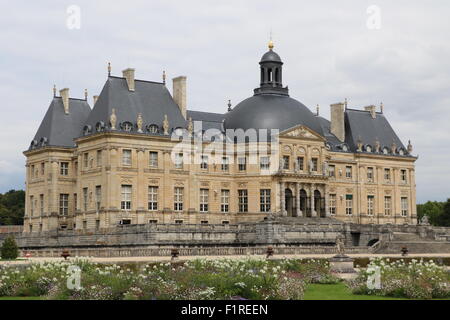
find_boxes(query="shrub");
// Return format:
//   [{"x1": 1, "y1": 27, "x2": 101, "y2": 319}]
[{"x1": 0, "y1": 237, "x2": 19, "y2": 260}]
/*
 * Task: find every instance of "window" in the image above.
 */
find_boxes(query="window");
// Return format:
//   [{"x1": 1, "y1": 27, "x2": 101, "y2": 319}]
[
  {"x1": 311, "y1": 158, "x2": 318, "y2": 172},
  {"x1": 95, "y1": 186, "x2": 101, "y2": 211},
  {"x1": 174, "y1": 187, "x2": 184, "y2": 211},
  {"x1": 200, "y1": 189, "x2": 209, "y2": 212},
  {"x1": 345, "y1": 194, "x2": 353, "y2": 215},
  {"x1": 401, "y1": 169, "x2": 407, "y2": 183},
  {"x1": 367, "y1": 195, "x2": 375, "y2": 216},
  {"x1": 95, "y1": 220, "x2": 100, "y2": 230},
  {"x1": 238, "y1": 157, "x2": 246, "y2": 171},
  {"x1": 221, "y1": 189, "x2": 230, "y2": 213},
  {"x1": 122, "y1": 149, "x2": 132, "y2": 166},
  {"x1": 200, "y1": 155, "x2": 208, "y2": 170},
  {"x1": 148, "y1": 186, "x2": 158, "y2": 211},
  {"x1": 401, "y1": 197, "x2": 408, "y2": 216},
  {"x1": 238, "y1": 189, "x2": 248, "y2": 213},
  {"x1": 221, "y1": 157, "x2": 229, "y2": 171},
  {"x1": 149, "y1": 220, "x2": 158, "y2": 224},
  {"x1": 74, "y1": 193, "x2": 77, "y2": 211},
  {"x1": 260, "y1": 156, "x2": 270, "y2": 170},
  {"x1": 83, "y1": 188, "x2": 88, "y2": 211},
  {"x1": 367, "y1": 167, "x2": 374, "y2": 182},
  {"x1": 30, "y1": 195, "x2": 34, "y2": 216},
  {"x1": 222, "y1": 220, "x2": 230, "y2": 225},
  {"x1": 345, "y1": 166, "x2": 352, "y2": 178},
  {"x1": 97, "y1": 150, "x2": 102, "y2": 167},
  {"x1": 149, "y1": 152, "x2": 158, "y2": 168},
  {"x1": 175, "y1": 153, "x2": 183, "y2": 169},
  {"x1": 384, "y1": 196, "x2": 392, "y2": 215},
  {"x1": 384, "y1": 168, "x2": 391, "y2": 182},
  {"x1": 83, "y1": 153, "x2": 89, "y2": 168},
  {"x1": 296, "y1": 157, "x2": 304, "y2": 171},
  {"x1": 122, "y1": 122, "x2": 132, "y2": 132},
  {"x1": 59, "y1": 194, "x2": 69, "y2": 216},
  {"x1": 175, "y1": 220, "x2": 183, "y2": 224},
  {"x1": 260, "y1": 189, "x2": 271, "y2": 212},
  {"x1": 201, "y1": 220, "x2": 209, "y2": 225},
  {"x1": 121, "y1": 185, "x2": 132, "y2": 210},
  {"x1": 329, "y1": 194, "x2": 336, "y2": 215},
  {"x1": 60, "y1": 162, "x2": 69, "y2": 175},
  {"x1": 40, "y1": 194, "x2": 44, "y2": 215},
  {"x1": 148, "y1": 124, "x2": 158, "y2": 134},
  {"x1": 83, "y1": 220, "x2": 87, "y2": 229},
  {"x1": 74, "y1": 161, "x2": 78, "y2": 173},
  {"x1": 329, "y1": 165, "x2": 335, "y2": 178},
  {"x1": 120, "y1": 219, "x2": 131, "y2": 225},
  {"x1": 282, "y1": 156, "x2": 290, "y2": 170}
]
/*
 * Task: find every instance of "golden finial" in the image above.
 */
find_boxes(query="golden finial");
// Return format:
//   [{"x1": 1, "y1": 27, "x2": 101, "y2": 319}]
[
  {"x1": 162, "y1": 70, "x2": 166, "y2": 85},
  {"x1": 53, "y1": 84, "x2": 57, "y2": 97},
  {"x1": 268, "y1": 39, "x2": 274, "y2": 50},
  {"x1": 84, "y1": 89, "x2": 88, "y2": 100},
  {"x1": 107, "y1": 62, "x2": 111, "y2": 76}
]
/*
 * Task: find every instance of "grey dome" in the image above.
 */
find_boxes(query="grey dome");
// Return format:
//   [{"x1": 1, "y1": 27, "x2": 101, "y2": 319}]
[
  {"x1": 260, "y1": 50, "x2": 282, "y2": 63},
  {"x1": 224, "y1": 94, "x2": 323, "y2": 135}
]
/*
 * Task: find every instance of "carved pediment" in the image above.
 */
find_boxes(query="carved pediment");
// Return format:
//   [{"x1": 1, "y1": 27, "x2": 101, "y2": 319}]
[{"x1": 280, "y1": 125, "x2": 325, "y2": 141}]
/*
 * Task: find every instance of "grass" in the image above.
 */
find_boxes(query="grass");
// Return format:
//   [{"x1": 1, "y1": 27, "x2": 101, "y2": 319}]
[
  {"x1": 0, "y1": 296, "x2": 42, "y2": 300},
  {"x1": 304, "y1": 283, "x2": 406, "y2": 300}
]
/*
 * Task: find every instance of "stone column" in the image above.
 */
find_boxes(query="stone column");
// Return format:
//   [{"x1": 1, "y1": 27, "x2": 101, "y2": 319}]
[
  {"x1": 280, "y1": 181, "x2": 286, "y2": 216},
  {"x1": 296, "y1": 182, "x2": 301, "y2": 217},
  {"x1": 310, "y1": 184, "x2": 316, "y2": 217},
  {"x1": 324, "y1": 184, "x2": 330, "y2": 217}
]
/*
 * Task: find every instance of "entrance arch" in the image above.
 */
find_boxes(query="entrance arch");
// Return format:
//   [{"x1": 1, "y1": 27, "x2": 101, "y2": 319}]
[
  {"x1": 299, "y1": 189, "x2": 308, "y2": 217},
  {"x1": 314, "y1": 190, "x2": 325, "y2": 217},
  {"x1": 285, "y1": 188, "x2": 294, "y2": 217}
]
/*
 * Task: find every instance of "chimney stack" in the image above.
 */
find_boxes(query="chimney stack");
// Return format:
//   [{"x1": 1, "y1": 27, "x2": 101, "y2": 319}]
[
  {"x1": 330, "y1": 102, "x2": 345, "y2": 142},
  {"x1": 173, "y1": 76, "x2": 187, "y2": 119},
  {"x1": 364, "y1": 105, "x2": 377, "y2": 119},
  {"x1": 122, "y1": 68, "x2": 135, "y2": 91},
  {"x1": 93, "y1": 95, "x2": 99, "y2": 105},
  {"x1": 60, "y1": 88, "x2": 70, "y2": 114}
]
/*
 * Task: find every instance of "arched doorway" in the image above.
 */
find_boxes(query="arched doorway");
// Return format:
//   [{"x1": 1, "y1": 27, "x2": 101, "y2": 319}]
[
  {"x1": 314, "y1": 190, "x2": 325, "y2": 217},
  {"x1": 285, "y1": 189, "x2": 294, "y2": 217},
  {"x1": 300, "y1": 189, "x2": 308, "y2": 217}
]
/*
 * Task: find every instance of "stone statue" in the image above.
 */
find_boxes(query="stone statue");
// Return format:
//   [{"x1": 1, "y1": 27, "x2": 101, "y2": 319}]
[
  {"x1": 187, "y1": 117, "x2": 193, "y2": 136},
  {"x1": 391, "y1": 141, "x2": 397, "y2": 154},
  {"x1": 357, "y1": 138, "x2": 363, "y2": 152},
  {"x1": 110, "y1": 108, "x2": 117, "y2": 130},
  {"x1": 137, "y1": 113, "x2": 143, "y2": 133},
  {"x1": 336, "y1": 235, "x2": 345, "y2": 255},
  {"x1": 163, "y1": 114, "x2": 169, "y2": 135},
  {"x1": 309, "y1": 159, "x2": 314, "y2": 173},
  {"x1": 407, "y1": 140, "x2": 413, "y2": 154},
  {"x1": 374, "y1": 138, "x2": 380, "y2": 153},
  {"x1": 419, "y1": 215, "x2": 430, "y2": 226},
  {"x1": 323, "y1": 161, "x2": 329, "y2": 175}
]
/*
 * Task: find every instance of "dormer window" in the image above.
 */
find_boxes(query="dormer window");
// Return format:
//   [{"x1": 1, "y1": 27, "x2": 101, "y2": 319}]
[
  {"x1": 382, "y1": 147, "x2": 389, "y2": 155},
  {"x1": 147, "y1": 124, "x2": 159, "y2": 134},
  {"x1": 398, "y1": 148, "x2": 405, "y2": 156},
  {"x1": 95, "y1": 121, "x2": 105, "y2": 132},
  {"x1": 30, "y1": 140, "x2": 38, "y2": 149},
  {"x1": 173, "y1": 127, "x2": 184, "y2": 136},
  {"x1": 365, "y1": 145, "x2": 372, "y2": 153},
  {"x1": 341, "y1": 144, "x2": 348, "y2": 152},
  {"x1": 121, "y1": 122, "x2": 133, "y2": 132},
  {"x1": 40, "y1": 137, "x2": 48, "y2": 146},
  {"x1": 83, "y1": 125, "x2": 92, "y2": 136}
]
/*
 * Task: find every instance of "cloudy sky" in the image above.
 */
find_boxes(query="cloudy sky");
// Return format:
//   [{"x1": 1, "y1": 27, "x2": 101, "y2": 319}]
[{"x1": 0, "y1": 1, "x2": 449, "y2": 203}]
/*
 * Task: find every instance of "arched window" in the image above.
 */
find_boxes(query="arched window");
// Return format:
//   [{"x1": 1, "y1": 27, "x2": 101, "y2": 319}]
[
  {"x1": 382, "y1": 147, "x2": 389, "y2": 155},
  {"x1": 83, "y1": 125, "x2": 92, "y2": 136},
  {"x1": 121, "y1": 122, "x2": 133, "y2": 132},
  {"x1": 147, "y1": 124, "x2": 159, "y2": 134},
  {"x1": 365, "y1": 145, "x2": 372, "y2": 153},
  {"x1": 96, "y1": 121, "x2": 105, "y2": 133}
]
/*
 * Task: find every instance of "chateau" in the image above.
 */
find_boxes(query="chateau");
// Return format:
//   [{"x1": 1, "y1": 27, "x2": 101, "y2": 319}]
[{"x1": 23, "y1": 41, "x2": 417, "y2": 233}]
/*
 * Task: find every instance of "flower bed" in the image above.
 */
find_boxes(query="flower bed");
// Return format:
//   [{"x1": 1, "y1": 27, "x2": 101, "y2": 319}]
[
  {"x1": 348, "y1": 258, "x2": 450, "y2": 299},
  {"x1": 0, "y1": 258, "x2": 339, "y2": 300}
]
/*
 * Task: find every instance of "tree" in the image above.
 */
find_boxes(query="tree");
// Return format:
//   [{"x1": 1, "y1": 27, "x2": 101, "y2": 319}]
[
  {"x1": 417, "y1": 201, "x2": 445, "y2": 226},
  {"x1": 435, "y1": 199, "x2": 450, "y2": 227},
  {"x1": 0, "y1": 190, "x2": 25, "y2": 225},
  {"x1": 0, "y1": 236, "x2": 19, "y2": 260}
]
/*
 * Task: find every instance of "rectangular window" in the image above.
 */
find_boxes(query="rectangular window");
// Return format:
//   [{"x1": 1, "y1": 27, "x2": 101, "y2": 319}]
[
  {"x1": 200, "y1": 189, "x2": 209, "y2": 212},
  {"x1": 221, "y1": 157, "x2": 229, "y2": 171},
  {"x1": 401, "y1": 197, "x2": 408, "y2": 216},
  {"x1": 345, "y1": 194, "x2": 353, "y2": 215},
  {"x1": 329, "y1": 165, "x2": 335, "y2": 177},
  {"x1": 59, "y1": 194, "x2": 69, "y2": 216},
  {"x1": 30, "y1": 165, "x2": 35, "y2": 179},
  {"x1": 74, "y1": 193, "x2": 77, "y2": 211},
  {"x1": 311, "y1": 158, "x2": 318, "y2": 172},
  {"x1": 260, "y1": 156, "x2": 270, "y2": 170},
  {"x1": 122, "y1": 149, "x2": 132, "y2": 166},
  {"x1": 175, "y1": 153, "x2": 183, "y2": 169},
  {"x1": 121, "y1": 185, "x2": 132, "y2": 210},
  {"x1": 297, "y1": 156, "x2": 304, "y2": 171},
  {"x1": 97, "y1": 150, "x2": 102, "y2": 167},
  {"x1": 40, "y1": 194, "x2": 44, "y2": 215},
  {"x1": 329, "y1": 194, "x2": 336, "y2": 215},
  {"x1": 95, "y1": 220, "x2": 100, "y2": 230},
  {"x1": 95, "y1": 186, "x2": 101, "y2": 211},
  {"x1": 346, "y1": 166, "x2": 352, "y2": 178},
  {"x1": 260, "y1": 189, "x2": 271, "y2": 212},
  {"x1": 30, "y1": 195, "x2": 34, "y2": 216},
  {"x1": 384, "y1": 168, "x2": 391, "y2": 182},
  {"x1": 384, "y1": 196, "x2": 392, "y2": 215},
  {"x1": 238, "y1": 157, "x2": 247, "y2": 171},
  {"x1": 83, "y1": 220, "x2": 87, "y2": 229},
  {"x1": 83, "y1": 153, "x2": 89, "y2": 168},
  {"x1": 238, "y1": 189, "x2": 248, "y2": 213},
  {"x1": 148, "y1": 186, "x2": 158, "y2": 211},
  {"x1": 60, "y1": 162, "x2": 69, "y2": 176},
  {"x1": 282, "y1": 156, "x2": 290, "y2": 170},
  {"x1": 83, "y1": 188, "x2": 88, "y2": 211},
  {"x1": 221, "y1": 189, "x2": 230, "y2": 213},
  {"x1": 175, "y1": 219, "x2": 183, "y2": 224},
  {"x1": 149, "y1": 151, "x2": 158, "y2": 168},
  {"x1": 200, "y1": 155, "x2": 208, "y2": 170},
  {"x1": 367, "y1": 195, "x2": 375, "y2": 216},
  {"x1": 174, "y1": 187, "x2": 184, "y2": 211},
  {"x1": 401, "y1": 169, "x2": 407, "y2": 183},
  {"x1": 149, "y1": 220, "x2": 158, "y2": 224},
  {"x1": 367, "y1": 167, "x2": 374, "y2": 182}
]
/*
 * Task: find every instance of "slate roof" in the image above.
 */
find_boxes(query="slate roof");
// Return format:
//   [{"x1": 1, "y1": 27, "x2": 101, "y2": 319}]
[
  {"x1": 187, "y1": 110, "x2": 224, "y2": 132},
  {"x1": 29, "y1": 97, "x2": 91, "y2": 150}
]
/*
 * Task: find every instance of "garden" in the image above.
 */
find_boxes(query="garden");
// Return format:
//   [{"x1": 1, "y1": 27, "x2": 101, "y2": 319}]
[{"x1": 0, "y1": 257, "x2": 449, "y2": 300}]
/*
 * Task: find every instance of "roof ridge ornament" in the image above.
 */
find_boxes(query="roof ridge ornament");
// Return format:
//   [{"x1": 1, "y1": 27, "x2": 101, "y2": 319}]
[
  {"x1": 53, "y1": 84, "x2": 57, "y2": 97},
  {"x1": 227, "y1": 99, "x2": 232, "y2": 112},
  {"x1": 316, "y1": 104, "x2": 319, "y2": 116},
  {"x1": 162, "y1": 70, "x2": 166, "y2": 85},
  {"x1": 84, "y1": 89, "x2": 88, "y2": 101},
  {"x1": 108, "y1": 62, "x2": 111, "y2": 76}
]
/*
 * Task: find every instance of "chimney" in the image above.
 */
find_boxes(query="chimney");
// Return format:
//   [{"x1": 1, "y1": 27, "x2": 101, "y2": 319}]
[
  {"x1": 60, "y1": 88, "x2": 70, "y2": 114},
  {"x1": 364, "y1": 105, "x2": 377, "y2": 119},
  {"x1": 122, "y1": 68, "x2": 135, "y2": 91},
  {"x1": 330, "y1": 102, "x2": 345, "y2": 142},
  {"x1": 173, "y1": 76, "x2": 187, "y2": 119},
  {"x1": 93, "y1": 95, "x2": 99, "y2": 105}
]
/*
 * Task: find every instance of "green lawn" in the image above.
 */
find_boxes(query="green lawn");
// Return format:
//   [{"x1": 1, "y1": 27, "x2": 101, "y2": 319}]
[
  {"x1": 0, "y1": 296, "x2": 42, "y2": 300},
  {"x1": 304, "y1": 283, "x2": 406, "y2": 300}
]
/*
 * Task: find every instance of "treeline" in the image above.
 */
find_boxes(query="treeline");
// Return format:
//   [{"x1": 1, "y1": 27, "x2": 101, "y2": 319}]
[
  {"x1": 417, "y1": 199, "x2": 450, "y2": 227},
  {"x1": 0, "y1": 190, "x2": 25, "y2": 225}
]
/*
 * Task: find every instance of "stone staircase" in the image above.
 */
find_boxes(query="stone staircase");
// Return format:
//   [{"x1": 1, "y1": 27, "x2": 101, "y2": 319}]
[{"x1": 376, "y1": 232, "x2": 450, "y2": 254}]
